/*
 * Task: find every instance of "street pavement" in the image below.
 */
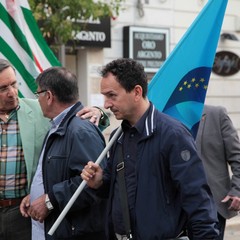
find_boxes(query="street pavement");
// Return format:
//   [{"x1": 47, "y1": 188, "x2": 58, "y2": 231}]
[{"x1": 224, "y1": 214, "x2": 240, "y2": 240}]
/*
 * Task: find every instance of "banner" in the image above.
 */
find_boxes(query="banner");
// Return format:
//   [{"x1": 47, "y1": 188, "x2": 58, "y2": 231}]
[
  {"x1": 148, "y1": 0, "x2": 228, "y2": 137},
  {"x1": 0, "y1": 0, "x2": 60, "y2": 98}
]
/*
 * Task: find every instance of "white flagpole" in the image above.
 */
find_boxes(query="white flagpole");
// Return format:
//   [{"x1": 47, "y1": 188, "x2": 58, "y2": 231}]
[{"x1": 48, "y1": 126, "x2": 122, "y2": 236}]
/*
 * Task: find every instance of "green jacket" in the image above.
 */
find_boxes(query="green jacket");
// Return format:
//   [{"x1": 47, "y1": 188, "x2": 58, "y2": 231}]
[{"x1": 18, "y1": 98, "x2": 50, "y2": 191}]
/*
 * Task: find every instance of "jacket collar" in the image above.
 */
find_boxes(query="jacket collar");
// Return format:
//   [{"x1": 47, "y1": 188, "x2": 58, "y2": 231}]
[
  {"x1": 144, "y1": 102, "x2": 156, "y2": 137},
  {"x1": 53, "y1": 101, "x2": 83, "y2": 135}
]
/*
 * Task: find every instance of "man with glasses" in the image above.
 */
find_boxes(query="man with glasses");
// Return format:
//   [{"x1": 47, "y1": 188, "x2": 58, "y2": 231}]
[
  {"x1": 0, "y1": 58, "x2": 49, "y2": 240},
  {"x1": 34, "y1": 89, "x2": 48, "y2": 98},
  {"x1": 20, "y1": 66, "x2": 107, "y2": 240}
]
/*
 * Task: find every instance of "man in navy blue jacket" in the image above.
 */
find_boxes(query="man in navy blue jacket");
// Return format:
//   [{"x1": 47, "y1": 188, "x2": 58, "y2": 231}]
[
  {"x1": 81, "y1": 58, "x2": 219, "y2": 240},
  {"x1": 20, "y1": 67, "x2": 107, "y2": 240}
]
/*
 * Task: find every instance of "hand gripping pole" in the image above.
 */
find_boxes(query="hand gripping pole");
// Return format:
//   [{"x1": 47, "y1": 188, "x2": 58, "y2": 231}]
[{"x1": 48, "y1": 126, "x2": 122, "y2": 236}]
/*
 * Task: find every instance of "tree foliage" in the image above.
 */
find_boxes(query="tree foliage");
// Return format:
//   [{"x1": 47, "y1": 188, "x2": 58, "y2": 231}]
[{"x1": 29, "y1": 0, "x2": 124, "y2": 48}]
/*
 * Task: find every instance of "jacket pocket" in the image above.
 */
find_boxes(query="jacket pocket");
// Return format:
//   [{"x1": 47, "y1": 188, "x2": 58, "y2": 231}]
[{"x1": 45, "y1": 155, "x2": 68, "y2": 181}]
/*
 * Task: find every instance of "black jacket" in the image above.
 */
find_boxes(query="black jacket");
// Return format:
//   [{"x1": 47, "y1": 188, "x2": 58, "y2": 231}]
[
  {"x1": 100, "y1": 102, "x2": 219, "y2": 240},
  {"x1": 42, "y1": 102, "x2": 107, "y2": 239}
]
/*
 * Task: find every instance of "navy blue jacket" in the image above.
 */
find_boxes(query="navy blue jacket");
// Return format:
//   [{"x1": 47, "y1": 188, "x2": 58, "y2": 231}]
[
  {"x1": 100, "y1": 102, "x2": 219, "y2": 240},
  {"x1": 42, "y1": 102, "x2": 107, "y2": 239}
]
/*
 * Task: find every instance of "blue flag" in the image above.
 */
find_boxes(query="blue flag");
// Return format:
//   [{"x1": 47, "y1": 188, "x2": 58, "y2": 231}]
[{"x1": 147, "y1": 0, "x2": 228, "y2": 138}]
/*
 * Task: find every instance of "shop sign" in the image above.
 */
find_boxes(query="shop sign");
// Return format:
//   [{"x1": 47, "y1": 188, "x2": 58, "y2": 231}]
[
  {"x1": 70, "y1": 17, "x2": 111, "y2": 48},
  {"x1": 123, "y1": 26, "x2": 169, "y2": 72}
]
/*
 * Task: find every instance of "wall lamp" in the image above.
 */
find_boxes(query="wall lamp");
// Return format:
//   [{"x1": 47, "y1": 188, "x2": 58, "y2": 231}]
[{"x1": 220, "y1": 33, "x2": 239, "y2": 41}]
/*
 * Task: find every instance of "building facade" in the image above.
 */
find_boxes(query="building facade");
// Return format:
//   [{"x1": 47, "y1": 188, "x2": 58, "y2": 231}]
[{"x1": 64, "y1": 0, "x2": 240, "y2": 138}]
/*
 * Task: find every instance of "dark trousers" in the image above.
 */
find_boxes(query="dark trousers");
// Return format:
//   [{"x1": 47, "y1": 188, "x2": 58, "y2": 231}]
[
  {"x1": 76, "y1": 232, "x2": 106, "y2": 240},
  {"x1": 0, "y1": 205, "x2": 31, "y2": 240},
  {"x1": 216, "y1": 213, "x2": 226, "y2": 240},
  {"x1": 51, "y1": 232, "x2": 106, "y2": 240}
]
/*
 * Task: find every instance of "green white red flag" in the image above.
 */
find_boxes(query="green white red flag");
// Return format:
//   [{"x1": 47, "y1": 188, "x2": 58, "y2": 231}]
[{"x1": 0, "y1": 0, "x2": 60, "y2": 98}]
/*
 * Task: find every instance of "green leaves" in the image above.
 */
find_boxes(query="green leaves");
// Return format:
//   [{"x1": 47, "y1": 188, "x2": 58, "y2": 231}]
[{"x1": 28, "y1": 0, "x2": 125, "y2": 47}]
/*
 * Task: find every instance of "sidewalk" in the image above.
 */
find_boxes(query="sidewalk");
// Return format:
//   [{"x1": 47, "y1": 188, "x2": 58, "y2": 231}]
[{"x1": 224, "y1": 214, "x2": 240, "y2": 240}]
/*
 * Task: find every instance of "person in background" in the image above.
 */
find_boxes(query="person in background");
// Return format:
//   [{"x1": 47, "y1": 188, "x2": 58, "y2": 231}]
[
  {"x1": 81, "y1": 58, "x2": 219, "y2": 240},
  {"x1": 20, "y1": 67, "x2": 108, "y2": 240},
  {"x1": 196, "y1": 104, "x2": 240, "y2": 240}
]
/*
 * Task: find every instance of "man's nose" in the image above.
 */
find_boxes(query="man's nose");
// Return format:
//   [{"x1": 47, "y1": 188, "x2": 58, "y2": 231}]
[{"x1": 104, "y1": 99, "x2": 112, "y2": 109}]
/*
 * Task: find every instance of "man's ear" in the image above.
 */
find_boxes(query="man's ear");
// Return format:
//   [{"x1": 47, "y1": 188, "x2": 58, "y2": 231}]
[
  {"x1": 46, "y1": 90, "x2": 54, "y2": 105},
  {"x1": 134, "y1": 85, "x2": 143, "y2": 100}
]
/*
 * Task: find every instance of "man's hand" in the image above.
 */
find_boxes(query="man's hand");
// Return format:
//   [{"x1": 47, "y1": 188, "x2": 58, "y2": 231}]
[
  {"x1": 76, "y1": 107, "x2": 102, "y2": 126},
  {"x1": 27, "y1": 194, "x2": 50, "y2": 223},
  {"x1": 222, "y1": 195, "x2": 240, "y2": 211},
  {"x1": 81, "y1": 161, "x2": 103, "y2": 189},
  {"x1": 20, "y1": 194, "x2": 31, "y2": 218}
]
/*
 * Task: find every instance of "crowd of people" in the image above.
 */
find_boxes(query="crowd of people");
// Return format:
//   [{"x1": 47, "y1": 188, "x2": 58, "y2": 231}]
[{"x1": 0, "y1": 57, "x2": 240, "y2": 240}]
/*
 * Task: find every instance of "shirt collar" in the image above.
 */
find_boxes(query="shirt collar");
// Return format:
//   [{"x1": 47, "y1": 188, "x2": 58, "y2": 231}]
[
  {"x1": 50, "y1": 104, "x2": 74, "y2": 130},
  {"x1": 122, "y1": 105, "x2": 151, "y2": 134}
]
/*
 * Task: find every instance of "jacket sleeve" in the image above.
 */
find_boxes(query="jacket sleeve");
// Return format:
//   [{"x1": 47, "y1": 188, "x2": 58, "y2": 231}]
[
  {"x1": 219, "y1": 107, "x2": 240, "y2": 197},
  {"x1": 167, "y1": 126, "x2": 219, "y2": 239},
  {"x1": 48, "y1": 124, "x2": 106, "y2": 212},
  {"x1": 96, "y1": 107, "x2": 110, "y2": 132}
]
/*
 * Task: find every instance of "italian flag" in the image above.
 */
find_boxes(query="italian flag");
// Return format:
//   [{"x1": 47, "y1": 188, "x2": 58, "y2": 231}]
[{"x1": 0, "y1": 0, "x2": 60, "y2": 98}]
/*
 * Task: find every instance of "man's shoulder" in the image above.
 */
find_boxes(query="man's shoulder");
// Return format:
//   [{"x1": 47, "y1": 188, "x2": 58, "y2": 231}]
[
  {"x1": 153, "y1": 109, "x2": 190, "y2": 138},
  {"x1": 204, "y1": 104, "x2": 226, "y2": 113},
  {"x1": 155, "y1": 109, "x2": 183, "y2": 127},
  {"x1": 19, "y1": 97, "x2": 40, "y2": 108},
  {"x1": 71, "y1": 116, "x2": 100, "y2": 131},
  {"x1": 18, "y1": 98, "x2": 48, "y2": 122}
]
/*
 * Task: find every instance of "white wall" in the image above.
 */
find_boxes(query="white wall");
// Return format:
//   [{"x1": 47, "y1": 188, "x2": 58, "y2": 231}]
[{"x1": 101, "y1": 0, "x2": 240, "y2": 136}]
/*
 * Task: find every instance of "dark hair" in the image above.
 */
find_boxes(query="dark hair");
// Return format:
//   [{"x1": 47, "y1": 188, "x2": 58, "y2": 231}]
[
  {"x1": 36, "y1": 67, "x2": 79, "y2": 103},
  {"x1": 100, "y1": 58, "x2": 148, "y2": 97},
  {"x1": 0, "y1": 59, "x2": 15, "y2": 73}
]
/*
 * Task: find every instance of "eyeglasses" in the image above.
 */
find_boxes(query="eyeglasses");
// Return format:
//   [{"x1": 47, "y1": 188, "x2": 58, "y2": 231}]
[
  {"x1": 0, "y1": 82, "x2": 18, "y2": 93},
  {"x1": 34, "y1": 90, "x2": 47, "y2": 98}
]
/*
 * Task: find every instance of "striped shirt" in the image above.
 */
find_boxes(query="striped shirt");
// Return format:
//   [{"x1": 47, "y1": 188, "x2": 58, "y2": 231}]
[{"x1": 0, "y1": 107, "x2": 27, "y2": 199}]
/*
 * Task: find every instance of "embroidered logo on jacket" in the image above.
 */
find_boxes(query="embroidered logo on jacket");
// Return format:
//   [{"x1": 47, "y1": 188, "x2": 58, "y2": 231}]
[{"x1": 181, "y1": 150, "x2": 190, "y2": 161}]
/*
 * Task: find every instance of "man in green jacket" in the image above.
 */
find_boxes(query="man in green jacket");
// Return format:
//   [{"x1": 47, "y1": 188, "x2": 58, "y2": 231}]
[{"x1": 0, "y1": 59, "x2": 49, "y2": 240}]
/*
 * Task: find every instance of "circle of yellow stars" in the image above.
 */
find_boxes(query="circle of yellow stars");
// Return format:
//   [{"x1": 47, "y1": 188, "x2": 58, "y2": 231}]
[{"x1": 179, "y1": 77, "x2": 208, "y2": 92}]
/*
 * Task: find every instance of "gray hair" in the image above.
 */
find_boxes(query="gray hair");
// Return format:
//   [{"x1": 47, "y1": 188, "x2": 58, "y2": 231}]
[{"x1": 0, "y1": 59, "x2": 15, "y2": 73}]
